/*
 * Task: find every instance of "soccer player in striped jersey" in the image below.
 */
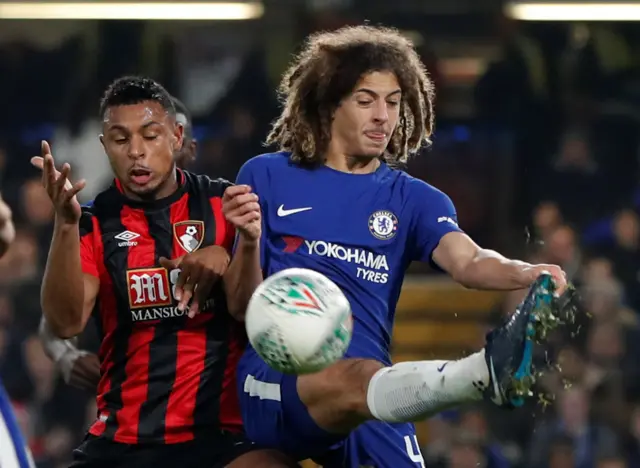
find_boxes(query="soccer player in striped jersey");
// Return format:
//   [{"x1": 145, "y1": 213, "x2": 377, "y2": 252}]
[
  {"x1": 36, "y1": 77, "x2": 295, "y2": 467},
  {"x1": 37, "y1": 95, "x2": 198, "y2": 393}
]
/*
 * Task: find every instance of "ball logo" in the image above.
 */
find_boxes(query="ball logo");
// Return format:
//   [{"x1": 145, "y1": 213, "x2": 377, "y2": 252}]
[
  {"x1": 174, "y1": 220, "x2": 204, "y2": 253},
  {"x1": 260, "y1": 277, "x2": 325, "y2": 317},
  {"x1": 286, "y1": 282, "x2": 322, "y2": 312},
  {"x1": 368, "y1": 210, "x2": 398, "y2": 240}
]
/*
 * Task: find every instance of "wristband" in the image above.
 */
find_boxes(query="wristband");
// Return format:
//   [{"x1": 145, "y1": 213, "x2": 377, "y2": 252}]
[{"x1": 39, "y1": 319, "x2": 72, "y2": 360}]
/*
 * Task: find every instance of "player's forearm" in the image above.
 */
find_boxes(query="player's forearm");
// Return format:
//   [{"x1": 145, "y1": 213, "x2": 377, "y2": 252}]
[
  {"x1": 224, "y1": 236, "x2": 262, "y2": 321},
  {"x1": 454, "y1": 249, "x2": 534, "y2": 291},
  {"x1": 42, "y1": 221, "x2": 85, "y2": 338}
]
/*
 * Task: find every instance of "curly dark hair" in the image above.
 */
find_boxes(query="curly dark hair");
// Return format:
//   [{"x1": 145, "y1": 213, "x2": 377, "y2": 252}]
[{"x1": 266, "y1": 25, "x2": 435, "y2": 166}]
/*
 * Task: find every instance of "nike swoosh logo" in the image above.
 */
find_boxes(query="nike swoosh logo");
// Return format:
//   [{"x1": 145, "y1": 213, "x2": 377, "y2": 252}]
[
  {"x1": 277, "y1": 205, "x2": 312, "y2": 217},
  {"x1": 488, "y1": 355, "x2": 503, "y2": 405},
  {"x1": 437, "y1": 362, "x2": 449, "y2": 372}
]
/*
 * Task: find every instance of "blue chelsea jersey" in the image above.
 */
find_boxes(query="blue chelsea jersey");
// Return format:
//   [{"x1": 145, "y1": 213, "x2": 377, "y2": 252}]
[{"x1": 236, "y1": 152, "x2": 462, "y2": 365}]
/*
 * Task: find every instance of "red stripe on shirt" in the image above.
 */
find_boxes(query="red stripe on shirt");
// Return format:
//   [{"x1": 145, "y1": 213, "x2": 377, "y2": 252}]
[
  {"x1": 219, "y1": 321, "x2": 245, "y2": 431},
  {"x1": 113, "y1": 205, "x2": 155, "y2": 443},
  {"x1": 163, "y1": 193, "x2": 206, "y2": 443},
  {"x1": 210, "y1": 197, "x2": 235, "y2": 250}
]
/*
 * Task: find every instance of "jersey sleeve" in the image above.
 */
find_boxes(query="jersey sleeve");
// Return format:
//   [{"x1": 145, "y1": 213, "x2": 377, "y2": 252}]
[
  {"x1": 190, "y1": 172, "x2": 238, "y2": 252},
  {"x1": 409, "y1": 181, "x2": 464, "y2": 264},
  {"x1": 79, "y1": 207, "x2": 99, "y2": 277},
  {"x1": 213, "y1": 178, "x2": 237, "y2": 252},
  {"x1": 234, "y1": 159, "x2": 266, "y2": 268}
]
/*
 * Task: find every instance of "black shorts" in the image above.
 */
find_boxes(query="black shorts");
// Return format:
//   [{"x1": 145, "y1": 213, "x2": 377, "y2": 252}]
[{"x1": 70, "y1": 432, "x2": 256, "y2": 468}]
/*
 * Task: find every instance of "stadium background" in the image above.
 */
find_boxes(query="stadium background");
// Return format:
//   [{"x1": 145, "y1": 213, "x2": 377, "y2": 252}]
[{"x1": 0, "y1": 0, "x2": 639, "y2": 467}]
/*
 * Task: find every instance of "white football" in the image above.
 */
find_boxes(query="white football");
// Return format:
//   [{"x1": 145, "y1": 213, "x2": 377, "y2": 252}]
[{"x1": 246, "y1": 268, "x2": 353, "y2": 374}]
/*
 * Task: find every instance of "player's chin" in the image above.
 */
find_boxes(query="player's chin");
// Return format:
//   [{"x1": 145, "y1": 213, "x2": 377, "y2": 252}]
[
  {"x1": 362, "y1": 138, "x2": 388, "y2": 152},
  {"x1": 359, "y1": 145, "x2": 387, "y2": 159},
  {"x1": 126, "y1": 178, "x2": 160, "y2": 196}
]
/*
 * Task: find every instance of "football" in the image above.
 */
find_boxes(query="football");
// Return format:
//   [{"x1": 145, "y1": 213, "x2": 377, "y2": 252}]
[{"x1": 245, "y1": 268, "x2": 353, "y2": 374}]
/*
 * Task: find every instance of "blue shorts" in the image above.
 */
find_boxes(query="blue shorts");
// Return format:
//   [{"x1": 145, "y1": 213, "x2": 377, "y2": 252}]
[{"x1": 238, "y1": 348, "x2": 426, "y2": 467}]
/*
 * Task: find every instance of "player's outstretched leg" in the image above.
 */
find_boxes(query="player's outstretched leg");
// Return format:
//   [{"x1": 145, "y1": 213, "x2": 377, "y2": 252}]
[{"x1": 297, "y1": 273, "x2": 559, "y2": 432}]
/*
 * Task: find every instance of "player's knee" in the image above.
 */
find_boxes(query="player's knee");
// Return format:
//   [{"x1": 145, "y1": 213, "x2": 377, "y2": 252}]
[{"x1": 297, "y1": 358, "x2": 384, "y2": 432}]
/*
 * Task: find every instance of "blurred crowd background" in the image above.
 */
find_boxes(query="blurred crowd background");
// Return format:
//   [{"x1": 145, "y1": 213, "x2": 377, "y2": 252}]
[{"x1": 1, "y1": 0, "x2": 640, "y2": 467}]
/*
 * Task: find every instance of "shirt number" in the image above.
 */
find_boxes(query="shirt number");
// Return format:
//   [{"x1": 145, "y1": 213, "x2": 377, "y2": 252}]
[{"x1": 404, "y1": 435, "x2": 425, "y2": 468}]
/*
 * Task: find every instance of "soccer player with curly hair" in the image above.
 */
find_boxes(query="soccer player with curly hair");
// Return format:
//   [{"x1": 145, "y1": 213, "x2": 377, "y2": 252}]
[{"x1": 227, "y1": 25, "x2": 567, "y2": 467}]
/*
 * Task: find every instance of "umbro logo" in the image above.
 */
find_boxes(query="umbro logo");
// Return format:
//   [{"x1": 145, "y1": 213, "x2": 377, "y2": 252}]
[{"x1": 115, "y1": 230, "x2": 140, "y2": 247}]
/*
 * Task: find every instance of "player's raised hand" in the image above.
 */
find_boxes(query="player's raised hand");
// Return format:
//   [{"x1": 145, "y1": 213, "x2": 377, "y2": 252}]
[
  {"x1": 222, "y1": 185, "x2": 261, "y2": 241},
  {"x1": 159, "y1": 245, "x2": 230, "y2": 318},
  {"x1": 31, "y1": 141, "x2": 86, "y2": 225}
]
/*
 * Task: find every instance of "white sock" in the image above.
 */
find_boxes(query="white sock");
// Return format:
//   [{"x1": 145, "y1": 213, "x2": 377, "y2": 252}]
[{"x1": 366, "y1": 350, "x2": 490, "y2": 423}]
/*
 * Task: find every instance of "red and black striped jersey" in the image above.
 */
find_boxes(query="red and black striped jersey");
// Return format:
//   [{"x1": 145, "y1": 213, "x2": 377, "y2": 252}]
[{"x1": 79, "y1": 169, "x2": 245, "y2": 444}]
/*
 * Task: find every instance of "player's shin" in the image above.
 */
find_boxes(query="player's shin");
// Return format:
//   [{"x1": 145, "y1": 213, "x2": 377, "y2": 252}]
[{"x1": 366, "y1": 351, "x2": 488, "y2": 422}]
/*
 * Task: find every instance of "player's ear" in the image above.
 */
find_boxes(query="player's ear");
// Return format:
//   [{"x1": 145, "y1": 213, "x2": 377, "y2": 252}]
[
  {"x1": 189, "y1": 140, "x2": 197, "y2": 162},
  {"x1": 99, "y1": 134, "x2": 105, "y2": 150},
  {"x1": 173, "y1": 122, "x2": 184, "y2": 152}
]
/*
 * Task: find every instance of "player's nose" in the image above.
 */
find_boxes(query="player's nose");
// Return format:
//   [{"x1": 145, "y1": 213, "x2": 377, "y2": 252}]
[
  {"x1": 127, "y1": 135, "x2": 145, "y2": 159},
  {"x1": 372, "y1": 100, "x2": 389, "y2": 123}
]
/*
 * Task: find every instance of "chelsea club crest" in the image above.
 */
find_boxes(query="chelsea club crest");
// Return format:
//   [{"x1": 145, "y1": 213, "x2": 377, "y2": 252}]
[{"x1": 368, "y1": 210, "x2": 398, "y2": 240}]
